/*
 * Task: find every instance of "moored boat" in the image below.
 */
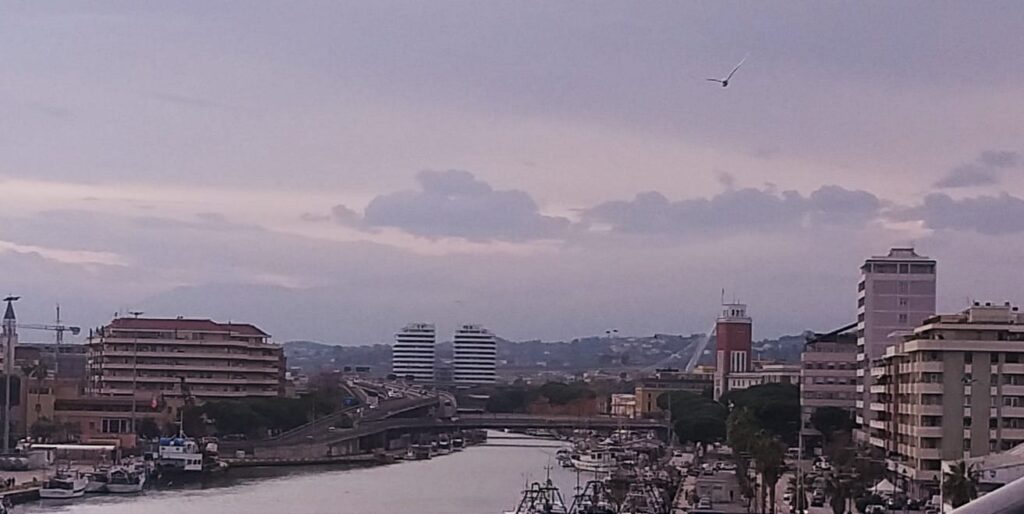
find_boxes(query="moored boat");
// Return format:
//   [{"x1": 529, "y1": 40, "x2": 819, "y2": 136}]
[
  {"x1": 84, "y1": 467, "x2": 109, "y2": 493},
  {"x1": 40, "y1": 469, "x2": 88, "y2": 499},
  {"x1": 504, "y1": 476, "x2": 569, "y2": 514},
  {"x1": 569, "y1": 450, "x2": 617, "y2": 474},
  {"x1": 106, "y1": 464, "x2": 147, "y2": 493}
]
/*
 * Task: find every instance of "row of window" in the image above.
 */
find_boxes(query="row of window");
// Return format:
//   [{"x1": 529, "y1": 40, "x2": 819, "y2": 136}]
[{"x1": 803, "y1": 362, "x2": 857, "y2": 370}]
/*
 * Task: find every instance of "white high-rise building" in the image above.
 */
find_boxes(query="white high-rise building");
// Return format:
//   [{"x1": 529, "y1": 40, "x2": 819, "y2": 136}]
[
  {"x1": 453, "y1": 324, "x2": 497, "y2": 384},
  {"x1": 855, "y1": 247, "x2": 936, "y2": 441},
  {"x1": 392, "y1": 323, "x2": 436, "y2": 381}
]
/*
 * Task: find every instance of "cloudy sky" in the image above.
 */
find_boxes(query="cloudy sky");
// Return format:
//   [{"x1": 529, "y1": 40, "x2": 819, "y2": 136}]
[{"x1": 1, "y1": 2, "x2": 1023, "y2": 344}]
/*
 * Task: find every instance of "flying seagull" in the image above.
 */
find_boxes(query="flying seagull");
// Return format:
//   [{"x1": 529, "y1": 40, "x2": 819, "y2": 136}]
[{"x1": 706, "y1": 55, "x2": 747, "y2": 88}]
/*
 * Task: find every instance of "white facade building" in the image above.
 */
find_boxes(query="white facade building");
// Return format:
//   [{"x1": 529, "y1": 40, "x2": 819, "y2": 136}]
[
  {"x1": 453, "y1": 324, "x2": 497, "y2": 384},
  {"x1": 855, "y1": 248, "x2": 936, "y2": 439},
  {"x1": 392, "y1": 323, "x2": 436, "y2": 382}
]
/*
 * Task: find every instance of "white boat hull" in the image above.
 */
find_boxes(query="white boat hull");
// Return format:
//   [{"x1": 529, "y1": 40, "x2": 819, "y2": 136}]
[
  {"x1": 40, "y1": 486, "x2": 86, "y2": 499},
  {"x1": 569, "y1": 457, "x2": 618, "y2": 473},
  {"x1": 106, "y1": 482, "x2": 145, "y2": 494}
]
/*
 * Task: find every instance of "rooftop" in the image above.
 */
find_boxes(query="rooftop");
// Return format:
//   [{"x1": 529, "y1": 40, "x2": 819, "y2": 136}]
[{"x1": 106, "y1": 317, "x2": 269, "y2": 337}]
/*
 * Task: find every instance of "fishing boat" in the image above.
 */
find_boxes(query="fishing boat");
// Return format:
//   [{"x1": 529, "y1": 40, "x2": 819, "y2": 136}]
[
  {"x1": 570, "y1": 479, "x2": 616, "y2": 514},
  {"x1": 504, "y1": 476, "x2": 569, "y2": 514},
  {"x1": 106, "y1": 463, "x2": 147, "y2": 493},
  {"x1": 155, "y1": 436, "x2": 204, "y2": 473},
  {"x1": 40, "y1": 469, "x2": 88, "y2": 499},
  {"x1": 569, "y1": 450, "x2": 618, "y2": 474},
  {"x1": 84, "y1": 466, "x2": 110, "y2": 493}
]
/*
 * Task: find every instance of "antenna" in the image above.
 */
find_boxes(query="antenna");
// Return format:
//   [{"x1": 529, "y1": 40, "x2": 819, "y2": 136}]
[{"x1": 129, "y1": 310, "x2": 144, "y2": 319}]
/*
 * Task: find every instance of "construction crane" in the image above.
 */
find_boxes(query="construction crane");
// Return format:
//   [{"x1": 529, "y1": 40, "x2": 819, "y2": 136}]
[{"x1": 17, "y1": 305, "x2": 81, "y2": 377}]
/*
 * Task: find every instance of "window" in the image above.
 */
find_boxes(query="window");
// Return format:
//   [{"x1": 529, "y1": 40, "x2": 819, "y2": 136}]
[
  {"x1": 101, "y1": 418, "x2": 131, "y2": 434},
  {"x1": 898, "y1": 313, "x2": 908, "y2": 324},
  {"x1": 898, "y1": 297, "x2": 908, "y2": 307},
  {"x1": 898, "y1": 263, "x2": 909, "y2": 273}
]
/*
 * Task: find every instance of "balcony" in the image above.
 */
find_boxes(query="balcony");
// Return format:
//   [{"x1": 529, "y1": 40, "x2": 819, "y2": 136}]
[
  {"x1": 869, "y1": 419, "x2": 887, "y2": 431},
  {"x1": 96, "y1": 350, "x2": 279, "y2": 362},
  {"x1": 868, "y1": 436, "x2": 886, "y2": 449},
  {"x1": 869, "y1": 402, "x2": 887, "y2": 412},
  {"x1": 101, "y1": 362, "x2": 279, "y2": 373}
]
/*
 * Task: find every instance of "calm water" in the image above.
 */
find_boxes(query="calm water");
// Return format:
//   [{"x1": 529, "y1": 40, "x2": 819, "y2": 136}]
[{"x1": 19, "y1": 434, "x2": 595, "y2": 514}]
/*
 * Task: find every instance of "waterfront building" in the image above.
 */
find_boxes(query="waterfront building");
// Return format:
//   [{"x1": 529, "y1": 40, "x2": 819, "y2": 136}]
[
  {"x1": 453, "y1": 324, "x2": 497, "y2": 384},
  {"x1": 855, "y1": 247, "x2": 936, "y2": 441},
  {"x1": 635, "y1": 369, "x2": 714, "y2": 416},
  {"x1": 800, "y1": 324, "x2": 859, "y2": 448},
  {"x1": 713, "y1": 302, "x2": 752, "y2": 400},
  {"x1": 87, "y1": 317, "x2": 286, "y2": 400},
  {"x1": 869, "y1": 302, "x2": 1024, "y2": 496},
  {"x1": 392, "y1": 323, "x2": 436, "y2": 382},
  {"x1": 725, "y1": 362, "x2": 802, "y2": 393},
  {"x1": 610, "y1": 393, "x2": 638, "y2": 418}
]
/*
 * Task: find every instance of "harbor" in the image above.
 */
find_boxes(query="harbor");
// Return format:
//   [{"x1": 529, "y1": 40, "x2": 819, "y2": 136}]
[{"x1": 13, "y1": 432, "x2": 596, "y2": 514}]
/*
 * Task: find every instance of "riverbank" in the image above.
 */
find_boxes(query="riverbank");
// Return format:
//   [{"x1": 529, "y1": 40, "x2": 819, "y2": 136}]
[{"x1": 19, "y1": 434, "x2": 580, "y2": 514}]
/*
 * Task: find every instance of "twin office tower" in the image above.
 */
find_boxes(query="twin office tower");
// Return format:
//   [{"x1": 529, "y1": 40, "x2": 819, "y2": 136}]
[{"x1": 391, "y1": 323, "x2": 497, "y2": 384}]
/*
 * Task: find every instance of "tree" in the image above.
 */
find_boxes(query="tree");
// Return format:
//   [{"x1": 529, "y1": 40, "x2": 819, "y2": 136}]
[
  {"x1": 825, "y1": 473, "x2": 851, "y2": 514},
  {"x1": 942, "y1": 461, "x2": 979, "y2": 508},
  {"x1": 30, "y1": 417, "x2": 58, "y2": 441},
  {"x1": 750, "y1": 432, "x2": 785, "y2": 514},
  {"x1": 727, "y1": 407, "x2": 759, "y2": 455},
  {"x1": 136, "y1": 417, "x2": 162, "y2": 439},
  {"x1": 810, "y1": 407, "x2": 854, "y2": 444},
  {"x1": 722, "y1": 383, "x2": 801, "y2": 445}
]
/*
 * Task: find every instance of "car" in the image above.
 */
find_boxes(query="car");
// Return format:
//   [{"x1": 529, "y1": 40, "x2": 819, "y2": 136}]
[
  {"x1": 720, "y1": 462, "x2": 737, "y2": 471},
  {"x1": 865, "y1": 504, "x2": 887, "y2": 514},
  {"x1": 886, "y1": 496, "x2": 906, "y2": 509},
  {"x1": 905, "y1": 498, "x2": 922, "y2": 510}
]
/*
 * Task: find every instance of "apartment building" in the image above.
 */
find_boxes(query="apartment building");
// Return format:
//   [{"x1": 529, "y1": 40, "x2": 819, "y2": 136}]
[
  {"x1": 453, "y1": 324, "x2": 497, "y2": 384},
  {"x1": 856, "y1": 248, "x2": 936, "y2": 440},
  {"x1": 800, "y1": 323, "x2": 859, "y2": 447},
  {"x1": 392, "y1": 323, "x2": 436, "y2": 382},
  {"x1": 87, "y1": 317, "x2": 285, "y2": 400},
  {"x1": 869, "y1": 302, "x2": 1024, "y2": 496}
]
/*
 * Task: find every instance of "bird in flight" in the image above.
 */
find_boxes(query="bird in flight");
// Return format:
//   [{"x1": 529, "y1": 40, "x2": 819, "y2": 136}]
[{"x1": 706, "y1": 55, "x2": 747, "y2": 88}]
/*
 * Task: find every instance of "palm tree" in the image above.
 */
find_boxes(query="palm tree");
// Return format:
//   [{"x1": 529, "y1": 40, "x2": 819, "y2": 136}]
[
  {"x1": 751, "y1": 432, "x2": 785, "y2": 514},
  {"x1": 943, "y1": 461, "x2": 979, "y2": 508},
  {"x1": 825, "y1": 473, "x2": 850, "y2": 514}
]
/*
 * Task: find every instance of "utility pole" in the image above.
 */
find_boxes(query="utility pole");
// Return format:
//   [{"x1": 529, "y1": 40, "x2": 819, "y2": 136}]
[
  {"x1": 129, "y1": 310, "x2": 143, "y2": 437},
  {"x1": 2, "y1": 296, "x2": 19, "y2": 453}
]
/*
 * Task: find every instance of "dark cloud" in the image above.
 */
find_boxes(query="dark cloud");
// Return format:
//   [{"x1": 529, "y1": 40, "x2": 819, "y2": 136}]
[
  {"x1": 585, "y1": 185, "x2": 881, "y2": 237},
  {"x1": 934, "y1": 150, "x2": 1020, "y2": 189},
  {"x1": 912, "y1": 193, "x2": 1024, "y2": 235},
  {"x1": 334, "y1": 170, "x2": 570, "y2": 241},
  {"x1": 979, "y1": 150, "x2": 1020, "y2": 169},
  {"x1": 715, "y1": 171, "x2": 736, "y2": 190}
]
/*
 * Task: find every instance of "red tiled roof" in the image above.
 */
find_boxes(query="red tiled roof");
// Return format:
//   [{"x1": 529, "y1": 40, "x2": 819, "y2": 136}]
[{"x1": 106, "y1": 317, "x2": 269, "y2": 337}]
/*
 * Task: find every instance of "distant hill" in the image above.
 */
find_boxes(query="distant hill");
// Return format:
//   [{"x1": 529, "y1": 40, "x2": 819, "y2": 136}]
[{"x1": 283, "y1": 331, "x2": 809, "y2": 376}]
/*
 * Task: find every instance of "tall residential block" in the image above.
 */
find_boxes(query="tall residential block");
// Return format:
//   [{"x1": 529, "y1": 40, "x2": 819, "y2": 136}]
[
  {"x1": 855, "y1": 248, "x2": 936, "y2": 438},
  {"x1": 870, "y1": 302, "x2": 1024, "y2": 497},
  {"x1": 392, "y1": 323, "x2": 436, "y2": 382},
  {"x1": 453, "y1": 324, "x2": 497, "y2": 384},
  {"x1": 714, "y1": 302, "x2": 752, "y2": 400},
  {"x1": 87, "y1": 317, "x2": 286, "y2": 400},
  {"x1": 800, "y1": 323, "x2": 859, "y2": 448}
]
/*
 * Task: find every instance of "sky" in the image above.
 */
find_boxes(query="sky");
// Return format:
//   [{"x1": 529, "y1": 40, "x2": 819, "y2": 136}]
[{"x1": 1, "y1": 2, "x2": 1023, "y2": 344}]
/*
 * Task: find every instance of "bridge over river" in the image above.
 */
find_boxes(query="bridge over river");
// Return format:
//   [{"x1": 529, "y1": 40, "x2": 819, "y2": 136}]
[{"x1": 224, "y1": 396, "x2": 668, "y2": 465}]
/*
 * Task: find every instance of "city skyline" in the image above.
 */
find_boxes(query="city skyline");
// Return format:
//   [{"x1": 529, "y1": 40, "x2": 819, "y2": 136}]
[{"x1": 1, "y1": 3, "x2": 1023, "y2": 343}]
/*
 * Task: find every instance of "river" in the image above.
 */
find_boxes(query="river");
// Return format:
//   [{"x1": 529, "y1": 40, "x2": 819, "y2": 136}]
[{"x1": 19, "y1": 434, "x2": 597, "y2": 514}]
